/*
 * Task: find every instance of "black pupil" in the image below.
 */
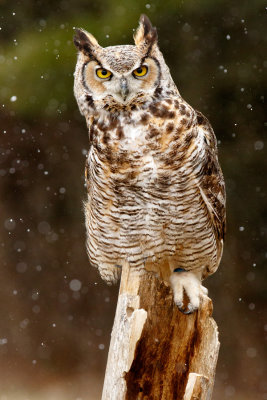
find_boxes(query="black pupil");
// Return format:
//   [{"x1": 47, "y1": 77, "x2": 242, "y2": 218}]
[
  {"x1": 137, "y1": 67, "x2": 143, "y2": 73},
  {"x1": 101, "y1": 69, "x2": 107, "y2": 75}
]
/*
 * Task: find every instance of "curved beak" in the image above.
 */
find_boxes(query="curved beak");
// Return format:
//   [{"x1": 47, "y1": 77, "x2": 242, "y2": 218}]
[{"x1": 120, "y1": 77, "x2": 129, "y2": 101}]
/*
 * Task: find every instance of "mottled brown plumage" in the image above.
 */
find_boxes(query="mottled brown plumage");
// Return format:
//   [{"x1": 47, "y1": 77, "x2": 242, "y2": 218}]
[{"x1": 73, "y1": 15, "x2": 226, "y2": 313}]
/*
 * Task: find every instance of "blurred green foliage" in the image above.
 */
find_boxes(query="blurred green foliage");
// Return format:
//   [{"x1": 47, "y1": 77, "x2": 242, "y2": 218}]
[{"x1": 1, "y1": 0, "x2": 266, "y2": 126}]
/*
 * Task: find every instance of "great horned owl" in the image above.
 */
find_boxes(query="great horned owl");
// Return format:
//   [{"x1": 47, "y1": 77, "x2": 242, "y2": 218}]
[{"x1": 73, "y1": 15, "x2": 226, "y2": 314}]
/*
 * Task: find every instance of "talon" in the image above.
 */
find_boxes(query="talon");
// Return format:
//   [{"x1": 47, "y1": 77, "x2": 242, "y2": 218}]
[
  {"x1": 173, "y1": 267, "x2": 186, "y2": 273},
  {"x1": 178, "y1": 304, "x2": 189, "y2": 314},
  {"x1": 170, "y1": 271, "x2": 204, "y2": 314},
  {"x1": 177, "y1": 302, "x2": 197, "y2": 315},
  {"x1": 180, "y1": 308, "x2": 192, "y2": 315},
  {"x1": 185, "y1": 303, "x2": 197, "y2": 314},
  {"x1": 175, "y1": 301, "x2": 184, "y2": 309}
]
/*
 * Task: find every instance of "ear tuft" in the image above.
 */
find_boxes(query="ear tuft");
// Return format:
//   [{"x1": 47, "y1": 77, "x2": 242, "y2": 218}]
[
  {"x1": 73, "y1": 28, "x2": 100, "y2": 55},
  {"x1": 134, "y1": 14, "x2": 157, "y2": 48}
]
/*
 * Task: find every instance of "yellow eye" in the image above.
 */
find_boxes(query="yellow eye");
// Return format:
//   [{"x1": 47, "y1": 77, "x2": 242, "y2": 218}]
[
  {"x1": 133, "y1": 65, "x2": 148, "y2": 77},
  {"x1": 96, "y1": 68, "x2": 112, "y2": 79}
]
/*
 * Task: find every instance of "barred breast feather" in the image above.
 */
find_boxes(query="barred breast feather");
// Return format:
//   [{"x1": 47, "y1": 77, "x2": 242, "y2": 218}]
[{"x1": 84, "y1": 96, "x2": 226, "y2": 284}]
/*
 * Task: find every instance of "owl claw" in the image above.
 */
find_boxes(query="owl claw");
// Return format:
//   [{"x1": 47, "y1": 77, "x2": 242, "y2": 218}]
[
  {"x1": 180, "y1": 303, "x2": 198, "y2": 314},
  {"x1": 170, "y1": 270, "x2": 206, "y2": 314},
  {"x1": 175, "y1": 300, "x2": 197, "y2": 315},
  {"x1": 175, "y1": 301, "x2": 184, "y2": 310}
]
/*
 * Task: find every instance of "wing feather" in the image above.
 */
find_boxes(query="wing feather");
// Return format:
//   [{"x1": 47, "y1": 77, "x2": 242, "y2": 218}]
[{"x1": 196, "y1": 111, "x2": 226, "y2": 241}]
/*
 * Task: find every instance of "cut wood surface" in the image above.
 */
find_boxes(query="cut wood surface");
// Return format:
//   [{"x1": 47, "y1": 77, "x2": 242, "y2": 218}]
[{"x1": 102, "y1": 262, "x2": 220, "y2": 400}]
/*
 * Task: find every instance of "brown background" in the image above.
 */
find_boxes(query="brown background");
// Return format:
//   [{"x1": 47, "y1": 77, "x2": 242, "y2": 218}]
[{"x1": 0, "y1": 0, "x2": 266, "y2": 398}]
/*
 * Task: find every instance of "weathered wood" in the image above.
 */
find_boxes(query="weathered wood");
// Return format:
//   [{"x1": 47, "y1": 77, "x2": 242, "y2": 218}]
[
  {"x1": 102, "y1": 262, "x2": 220, "y2": 400},
  {"x1": 184, "y1": 373, "x2": 209, "y2": 400}
]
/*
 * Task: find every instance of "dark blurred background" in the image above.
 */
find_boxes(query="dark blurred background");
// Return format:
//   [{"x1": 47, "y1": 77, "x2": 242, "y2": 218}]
[{"x1": 0, "y1": 0, "x2": 266, "y2": 399}]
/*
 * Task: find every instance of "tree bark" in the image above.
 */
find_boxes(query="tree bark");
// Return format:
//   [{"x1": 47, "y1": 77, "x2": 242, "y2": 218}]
[{"x1": 102, "y1": 261, "x2": 220, "y2": 400}]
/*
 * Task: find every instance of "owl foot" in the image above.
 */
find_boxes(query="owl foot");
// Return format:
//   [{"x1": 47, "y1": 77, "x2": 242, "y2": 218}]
[{"x1": 170, "y1": 270, "x2": 208, "y2": 314}]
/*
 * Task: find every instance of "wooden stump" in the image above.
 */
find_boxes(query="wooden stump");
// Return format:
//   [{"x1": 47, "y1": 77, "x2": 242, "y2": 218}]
[{"x1": 102, "y1": 262, "x2": 220, "y2": 400}]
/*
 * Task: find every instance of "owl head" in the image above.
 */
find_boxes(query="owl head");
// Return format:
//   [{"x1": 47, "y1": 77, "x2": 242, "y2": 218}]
[{"x1": 73, "y1": 15, "x2": 177, "y2": 115}]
